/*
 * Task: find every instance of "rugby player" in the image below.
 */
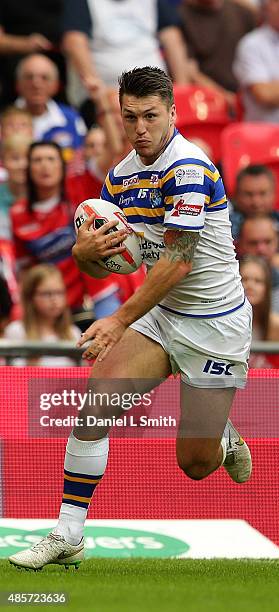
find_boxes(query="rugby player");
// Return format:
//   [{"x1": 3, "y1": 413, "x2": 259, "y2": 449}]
[{"x1": 9, "y1": 67, "x2": 252, "y2": 570}]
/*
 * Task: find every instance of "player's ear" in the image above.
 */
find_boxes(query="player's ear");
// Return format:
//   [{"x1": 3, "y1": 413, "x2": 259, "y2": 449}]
[{"x1": 170, "y1": 104, "x2": 176, "y2": 126}]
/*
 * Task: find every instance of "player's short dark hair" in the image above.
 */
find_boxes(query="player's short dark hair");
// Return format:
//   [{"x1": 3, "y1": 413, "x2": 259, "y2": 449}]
[
  {"x1": 118, "y1": 66, "x2": 174, "y2": 108},
  {"x1": 236, "y1": 164, "x2": 275, "y2": 190}
]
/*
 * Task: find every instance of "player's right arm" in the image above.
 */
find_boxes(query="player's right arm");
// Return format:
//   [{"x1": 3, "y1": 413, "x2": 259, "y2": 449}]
[{"x1": 72, "y1": 216, "x2": 128, "y2": 279}]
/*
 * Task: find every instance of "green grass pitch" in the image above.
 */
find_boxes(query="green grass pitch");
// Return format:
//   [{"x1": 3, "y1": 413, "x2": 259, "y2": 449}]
[{"x1": 0, "y1": 559, "x2": 278, "y2": 612}]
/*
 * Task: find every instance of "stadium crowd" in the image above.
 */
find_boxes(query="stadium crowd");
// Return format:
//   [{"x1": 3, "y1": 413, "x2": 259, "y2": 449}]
[{"x1": 0, "y1": 0, "x2": 279, "y2": 367}]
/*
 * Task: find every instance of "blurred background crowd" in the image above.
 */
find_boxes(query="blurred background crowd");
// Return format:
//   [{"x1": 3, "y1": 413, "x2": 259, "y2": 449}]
[{"x1": 0, "y1": 0, "x2": 279, "y2": 368}]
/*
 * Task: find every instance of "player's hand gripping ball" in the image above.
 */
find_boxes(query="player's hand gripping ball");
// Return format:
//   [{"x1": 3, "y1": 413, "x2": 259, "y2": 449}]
[{"x1": 74, "y1": 198, "x2": 142, "y2": 274}]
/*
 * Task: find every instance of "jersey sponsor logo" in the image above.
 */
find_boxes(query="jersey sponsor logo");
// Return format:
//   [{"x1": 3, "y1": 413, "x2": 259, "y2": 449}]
[
  {"x1": 203, "y1": 359, "x2": 235, "y2": 376},
  {"x1": 122, "y1": 175, "x2": 139, "y2": 189},
  {"x1": 139, "y1": 238, "x2": 164, "y2": 262},
  {"x1": 119, "y1": 195, "x2": 135, "y2": 206},
  {"x1": 175, "y1": 165, "x2": 204, "y2": 186},
  {"x1": 171, "y1": 198, "x2": 202, "y2": 217}
]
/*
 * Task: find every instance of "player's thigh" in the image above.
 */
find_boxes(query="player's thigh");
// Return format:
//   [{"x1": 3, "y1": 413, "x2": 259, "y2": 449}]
[
  {"x1": 176, "y1": 383, "x2": 236, "y2": 466},
  {"x1": 75, "y1": 328, "x2": 172, "y2": 439},
  {"x1": 89, "y1": 327, "x2": 171, "y2": 414},
  {"x1": 91, "y1": 327, "x2": 171, "y2": 379}
]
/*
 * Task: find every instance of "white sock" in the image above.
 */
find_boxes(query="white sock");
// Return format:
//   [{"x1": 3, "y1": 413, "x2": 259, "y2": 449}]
[{"x1": 54, "y1": 432, "x2": 109, "y2": 545}]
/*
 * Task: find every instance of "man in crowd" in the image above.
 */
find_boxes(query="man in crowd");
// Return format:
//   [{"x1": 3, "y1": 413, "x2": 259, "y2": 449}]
[
  {"x1": 238, "y1": 214, "x2": 279, "y2": 311},
  {"x1": 229, "y1": 164, "x2": 279, "y2": 239},
  {"x1": 15, "y1": 54, "x2": 86, "y2": 164},
  {"x1": 62, "y1": 0, "x2": 193, "y2": 111},
  {"x1": 179, "y1": 0, "x2": 255, "y2": 104},
  {"x1": 234, "y1": 0, "x2": 279, "y2": 121}
]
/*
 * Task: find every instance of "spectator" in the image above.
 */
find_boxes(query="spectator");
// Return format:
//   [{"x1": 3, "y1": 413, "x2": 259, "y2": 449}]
[
  {"x1": 0, "y1": 106, "x2": 33, "y2": 182},
  {"x1": 229, "y1": 164, "x2": 279, "y2": 239},
  {"x1": 237, "y1": 215, "x2": 279, "y2": 311},
  {"x1": 83, "y1": 125, "x2": 106, "y2": 163},
  {"x1": 66, "y1": 78, "x2": 123, "y2": 200},
  {"x1": 10, "y1": 140, "x2": 133, "y2": 320},
  {"x1": 0, "y1": 106, "x2": 33, "y2": 140},
  {"x1": 0, "y1": 134, "x2": 31, "y2": 240},
  {"x1": 0, "y1": 0, "x2": 66, "y2": 109},
  {"x1": 239, "y1": 255, "x2": 279, "y2": 367},
  {"x1": 62, "y1": 0, "x2": 192, "y2": 110},
  {"x1": 15, "y1": 54, "x2": 87, "y2": 165},
  {"x1": 4, "y1": 264, "x2": 81, "y2": 366},
  {"x1": 179, "y1": 0, "x2": 255, "y2": 102},
  {"x1": 10, "y1": 141, "x2": 86, "y2": 311},
  {"x1": 233, "y1": 0, "x2": 279, "y2": 121}
]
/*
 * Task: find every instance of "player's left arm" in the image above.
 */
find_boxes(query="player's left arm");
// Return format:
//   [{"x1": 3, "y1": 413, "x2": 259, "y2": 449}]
[
  {"x1": 163, "y1": 228, "x2": 199, "y2": 265},
  {"x1": 78, "y1": 228, "x2": 199, "y2": 359},
  {"x1": 109, "y1": 228, "x2": 199, "y2": 324}
]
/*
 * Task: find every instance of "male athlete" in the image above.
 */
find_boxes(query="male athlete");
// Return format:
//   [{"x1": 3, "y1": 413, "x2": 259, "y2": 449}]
[{"x1": 10, "y1": 67, "x2": 252, "y2": 570}]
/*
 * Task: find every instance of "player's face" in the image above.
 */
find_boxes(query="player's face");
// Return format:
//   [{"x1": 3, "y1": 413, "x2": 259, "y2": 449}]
[
  {"x1": 30, "y1": 146, "x2": 63, "y2": 192},
  {"x1": 33, "y1": 276, "x2": 66, "y2": 321},
  {"x1": 240, "y1": 261, "x2": 266, "y2": 306},
  {"x1": 236, "y1": 175, "x2": 275, "y2": 216},
  {"x1": 121, "y1": 94, "x2": 176, "y2": 165}
]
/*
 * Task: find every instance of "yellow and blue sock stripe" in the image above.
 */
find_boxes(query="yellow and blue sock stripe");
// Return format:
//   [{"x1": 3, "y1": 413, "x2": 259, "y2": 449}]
[{"x1": 62, "y1": 469, "x2": 103, "y2": 509}]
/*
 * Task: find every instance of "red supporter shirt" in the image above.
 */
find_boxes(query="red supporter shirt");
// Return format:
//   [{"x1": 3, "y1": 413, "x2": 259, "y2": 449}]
[
  {"x1": 66, "y1": 169, "x2": 103, "y2": 206},
  {"x1": 11, "y1": 198, "x2": 86, "y2": 309}
]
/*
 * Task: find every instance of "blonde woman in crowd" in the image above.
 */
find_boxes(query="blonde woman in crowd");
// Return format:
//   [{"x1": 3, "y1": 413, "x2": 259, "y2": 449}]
[
  {"x1": 4, "y1": 264, "x2": 81, "y2": 366},
  {"x1": 240, "y1": 255, "x2": 279, "y2": 367}
]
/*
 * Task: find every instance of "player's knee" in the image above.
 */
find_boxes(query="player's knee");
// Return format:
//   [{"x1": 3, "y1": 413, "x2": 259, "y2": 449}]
[{"x1": 177, "y1": 456, "x2": 212, "y2": 481}]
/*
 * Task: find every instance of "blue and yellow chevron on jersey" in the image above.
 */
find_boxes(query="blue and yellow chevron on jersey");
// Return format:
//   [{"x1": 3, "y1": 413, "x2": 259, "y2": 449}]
[{"x1": 100, "y1": 129, "x2": 243, "y2": 316}]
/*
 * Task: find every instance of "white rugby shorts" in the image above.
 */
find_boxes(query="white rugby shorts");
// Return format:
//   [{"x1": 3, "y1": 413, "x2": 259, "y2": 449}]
[{"x1": 131, "y1": 299, "x2": 252, "y2": 388}]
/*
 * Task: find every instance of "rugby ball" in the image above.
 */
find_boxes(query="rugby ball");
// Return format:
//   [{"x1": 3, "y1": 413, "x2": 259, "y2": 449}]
[{"x1": 74, "y1": 198, "x2": 142, "y2": 274}]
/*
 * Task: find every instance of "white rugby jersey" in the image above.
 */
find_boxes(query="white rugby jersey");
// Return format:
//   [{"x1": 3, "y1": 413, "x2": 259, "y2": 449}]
[{"x1": 101, "y1": 128, "x2": 244, "y2": 317}]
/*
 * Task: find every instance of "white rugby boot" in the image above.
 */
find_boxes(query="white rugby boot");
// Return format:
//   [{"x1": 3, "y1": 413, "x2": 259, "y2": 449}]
[
  {"x1": 223, "y1": 419, "x2": 252, "y2": 483},
  {"x1": 9, "y1": 532, "x2": 84, "y2": 571}
]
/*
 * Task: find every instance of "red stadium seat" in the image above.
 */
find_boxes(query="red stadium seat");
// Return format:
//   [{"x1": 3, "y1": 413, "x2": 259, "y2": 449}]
[
  {"x1": 220, "y1": 122, "x2": 279, "y2": 201},
  {"x1": 173, "y1": 85, "x2": 237, "y2": 163}
]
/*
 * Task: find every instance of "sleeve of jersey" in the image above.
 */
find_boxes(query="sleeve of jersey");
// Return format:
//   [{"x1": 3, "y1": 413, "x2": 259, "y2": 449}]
[
  {"x1": 100, "y1": 170, "x2": 115, "y2": 203},
  {"x1": 162, "y1": 160, "x2": 227, "y2": 231},
  {"x1": 162, "y1": 160, "x2": 207, "y2": 231}
]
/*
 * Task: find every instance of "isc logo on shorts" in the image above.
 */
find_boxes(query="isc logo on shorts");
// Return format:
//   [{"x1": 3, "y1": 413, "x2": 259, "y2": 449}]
[{"x1": 203, "y1": 359, "x2": 235, "y2": 375}]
